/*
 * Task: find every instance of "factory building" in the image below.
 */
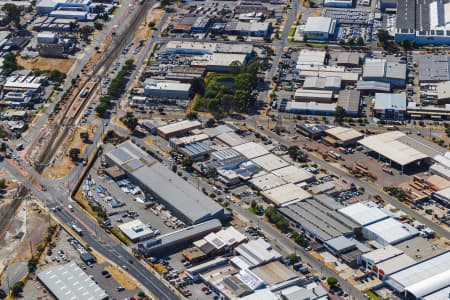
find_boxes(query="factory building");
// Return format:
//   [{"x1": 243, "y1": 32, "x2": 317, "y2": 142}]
[
  {"x1": 106, "y1": 141, "x2": 227, "y2": 224},
  {"x1": 143, "y1": 79, "x2": 192, "y2": 100},
  {"x1": 302, "y1": 16, "x2": 337, "y2": 40},
  {"x1": 373, "y1": 93, "x2": 407, "y2": 121},
  {"x1": 362, "y1": 59, "x2": 406, "y2": 88},
  {"x1": 324, "y1": 0, "x2": 353, "y2": 7},
  {"x1": 156, "y1": 120, "x2": 202, "y2": 139},
  {"x1": 384, "y1": 251, "x2": 450, "y2": 299}
]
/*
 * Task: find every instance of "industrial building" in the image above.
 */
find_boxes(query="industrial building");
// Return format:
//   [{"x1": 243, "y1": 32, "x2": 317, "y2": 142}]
[
  {"x1": 272, "y1": 165, "x2": 314, "y2": 184},
  {"x1": 224, "y1": 21, "x2": 272, "y2": 38},
  {"x1": 337, "y1": 52, "x2": 361, "y2": 67},
  {"x1": 206, "y1": 53, "x2": 248, "y2": 73},
  {"x1": 302, "y1": 76, "x2": 342, "y2": 91},
  {"x1": 324, "y1": 0, "x2": 353, "y2": 7},
  {"x1": 296, "y1": 50, "x2": 326, "y2": 68},
  {"x1": 394, "y1": 0, "x2": 450, "y2": 45},
  {"x1": 302, "y1": 16, "x2": 337, "y2": 40},
  {"x1": 358, "y1": 131, "x2": 430, "y2": 171},
  {"x1": 215, "y1": 132, "x2": 246, "y2": 147},
  {"x1": 233, "y1": 142, "x2": 269, "y2": 159},
  {"x1": 138, "y1": 219, "x2": 222, "y2": 256},
  {"x1": 106, "y1": 141, "x2": 227, "y2": 224},
  {"x1": 324, "y1": 126, "x2": 364, "y2": 147},
  {"x1": 118, "y1": 219, "x2": 156, "y2": 242},
  {"x1": 337, "y1": 90, "x2": 361, "y2": 116},
  {"x1": 157, "y1": 120, "x2": 202, "y2": 139},
  {"x1": 280, "y1": 199, "x2": 356, "y2": 242},
  {"x1": 356, "y1": 81, "x2": 391, "y2": 93},
  {"x1": 164, "y1": 41, "x2": 254, "y2": 55},
  {"x1": 37, "y1": 0, "x2": 91, "y2": 14},
  {"x1": 286, "y1": 101, "x2": 337, "y2": 115},
  {"x1": 234, "y1": 238, "x2": 282, "y2": 268},
  {"x1": 261, "y1": 183, "x2": 312, "y2": 207},
  {"x1": 362, "y1": 59, "x2": 406, "y2": 88},
  {"x1": 384, "y1": 250, "x2": 450, "y2": 299},
  {"x1": 251, "y1": 153, "x2": 289, "y2": 172},
  {"x1": 362, "y1": 218, "x2": 419, "y2": 246},
  {"x1": 418, "y1": 55, "x2": 450, "y2": 83},
  {"x1": 373, "y1": 93, "x2": 407, "y2": 120},
  {"x1": 37, "y1": 262, "x2": 108, "y2": 300},
  {"x1": 143, "y1": 79, "x2": 192, "y2": 99},
  {"x1": 249, "y1": 173, "x2": 286, "y2": 191},
  {"x1": 324, "y1": 236, "x2": 357, "y2": 255},
  {"x1": 339, "y1": 202, "x2": 389, "y2": 227},
  {"x1": 296, "y1": 123, "x2": 332, "y2": 139},
  {"x1": 294, "y1": 89, "x2": 334, "y2": 103}
]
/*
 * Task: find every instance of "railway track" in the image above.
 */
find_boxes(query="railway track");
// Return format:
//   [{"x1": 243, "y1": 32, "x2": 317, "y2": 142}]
[{"x1": 34, "y1": 0, "x2": 154, "y2": 174}]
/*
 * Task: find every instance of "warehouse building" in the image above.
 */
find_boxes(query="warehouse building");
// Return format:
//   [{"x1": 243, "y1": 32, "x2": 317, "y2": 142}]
[
  {"x1": 286, "y1": 101, "x2": 337, "y2": 115},
  {"x1": 418, "y1": 55, "x2": 450, "y2": 83},
  {"x1": 106, "y1": 141, "x2": 227, "y2": 224},
  {"x1": 138, "y1": 219, "x2": 222, "y2": 256},
  {"x1": 261, "y1": 183, "x2": 312, "y2": 207},
  {"x1": 362, "y1": 218, "x2": 419, "y2": 246},
  {"x1": 38, "y1": 262, "x2": 108, "y2": 300},
  {"x1": 384, "y1": 250, "x2": 450, "y2": 299},
  {"x1": 251, "y1": 261, "x2": 300, "y2": 287},
  {"x1": 356, "y1": 81, "x2": 391, "y2": 94},
  {"x1": 432, "y1": 186, "x2": 450, "y2": 207},
  {"x1": 296, "y1": 50, "x2": 326, "y2": 68},
  {"x1": 249, "y1": 173, "x2": 286, "y2": 191},
  {"x1": 280, "y1": 199, "x2": 355, "y2": 242},
  {"x1": 362, "y1": 59, "x2": 406, "y2": 88},
  {"x1": 143, "y1": 79, "x2": 192, "y2": 99},
  {"x1": 164, "y1": 41, "x2": 253, "y2": 55},
  {"x1": 339, "y1": 202, "x2": 389, "y2": 227},
  {"x1": 157, "y1": 120, "x2": 202, "y2": 139},
  {"x1": 373, "y1": 93, "x2": 407, "y2": 121},
  {"x1": 234, "y1": 238, "x2": 282, "y2": 268},
  {"x1": 215, "y1": 132, "x2": 246, "y2": 147},
  {"x1": 324, "y1": 126, "x2": 364, "y2": 147},
  {"x1": 296, "y1": 123, "x2": 332, "y2": 139},
  {"x1": 324, "y1": 236, "x2": 357, "y2": 255},
  {"x1": 337, "y1": 90, "x2": 361, "y2": 116},
  {"x1": 118, "y1": 219, "x2": 156, "y2": 242},
  {"x1": 272, "y1": 165, "x2": 314, "y2": 184},
  {"x1": 206, "y1": 53, "x2": 248, "y2": 73},
  {"x1": 294, "y1": 89, "x2": 334, "y2": 103},
  {"x1": 324, "y1": 0, "x2": 353, "y2": 7},
  {"x1": 251, "y1": 153, "x2": 289, "y2": 172},
  {"x1": 233, "y1": 142, "x2": 269, "y2": 159},
  {"x1": 302, "y1": 16, "x2": 337, "y2": 40},
  {"x1": 337, "y1": 52, "x2": 361, "y2": 67},
  {"x1": 358, "y1": 131, "x2": 430, "y2": 172},
  {"x1": 302, "y1": 76, "x2": 341, "y2": 91},
  {"x1": 361, "y1": 245, "x2": 404, "y2": 269}
]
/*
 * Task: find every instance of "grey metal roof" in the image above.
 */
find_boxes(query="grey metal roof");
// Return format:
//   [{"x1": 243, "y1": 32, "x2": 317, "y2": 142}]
[
  {"x1": 337, "y1": 90, "x2": 361, "y2": 113},
  {"x1": 356, "y1": 80, "x2": 391, "y2": 92},
  {"x1": 132, "y1": 162, "x2": 224, "y2": 224},
  {"x1": 418, "y1": 55, "x2": 450, "y2": 82},
  {"x1": 37, "y1": 262, "x2": 108, "y2": 300},
  {"x1": 324, "y1": 235, "x2": 356, "y2": 252},
  {"x1": 374, "y1": 93, "x2": 407, "y2": 110},
  {"x1": 385, "y1": 62, "x2": 406, "y2": 80}
]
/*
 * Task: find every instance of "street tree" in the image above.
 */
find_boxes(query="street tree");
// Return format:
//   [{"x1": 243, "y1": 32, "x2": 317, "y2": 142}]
[
  {"x1": 69, "y1": 148, "x2": 80, "y2": 161},
  {"x1": 356, "y1": 36, "x2": 365, "y2": 47},
  {"x1": 334, "y1": 106, "x2": 347, "y2": 124},
  {"x1": 2, "y1": 4, "x2": 20, "y2": 27}
]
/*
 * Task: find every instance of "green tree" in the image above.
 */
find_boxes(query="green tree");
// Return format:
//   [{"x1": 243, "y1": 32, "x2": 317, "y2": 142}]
[
  {"x1": 229, "y1": 60, "x2": 242, "y2": 75},
  {"x1": 80, "y1": 132, "x2": 89, "y2": 142},
  {"x1": 2, "y1": 52, "x2": 22, "y2": 75},
  {"x1": 334, "y1": 106, "x2": 347, "y2": 124},
  {"x1": 356, "y1": 36, "x2": 365, "y2": 47},
  {"x1": 2, "y1": 4, "x2": 20, "y2": 27},
  {"x1": 446, "y1": 126, "x2": 450, "y2": 137},
  {"x1": 191, "y1": 77, "x2": 205, "y2": 95},
  {"x1": 206, "y1": 167, "x2": 217, "y2": 180},
  {"x1": 182, "y1": 158, "x2": 193, "y2": 168},
  {"x1": 401, "y1": 38, "x2": 411, "y2": 50},
  {"x1": 285, "y1": 253, "x2": 299, "y2": 263},
  {"x1": 0, "y1": 178, "x2": 6, "y2": 189},
  {"x1": 250, "y1": 199, "x2": 257, "y2": 210},
  {"x1": 10, "y1": 281, "x2": 24, "y2": 297},
  {"x1": 206, "y1": 118, "x2": 215, "y2": 128},
  {"x1": 276, "y1": 218, "x2": 289, "y2": 232},
  {"x1": 327, "y1": 277, "x2": 338, "y2": 287},
  {"x1": 121, "y1": 112, "x2": 138, "y2": 131},
  {"x1": 288, "y1": 145, "x2": 299, "y2": 161},
  {"x1": 93, "y1": 21, "x2": 103, "y2": 30},
  {"x1": 186, "y1": 111, "x2": 198, "y2": 120},
  {"x1": 171, "y1": 164, "x2": 177, "y2": 173},
  {"x1": 338, "y1": 39, "x2": 345, "y2": 47},
  {"x1": 69, "y1": 148, "x2": 80, "y2": 161},
  {"x1": 95, "y1": 102, "x2": 108, "y2": 115},
  {"x1": 377, "y1": 29, "x2": 391, "y2": 48},
  {"x1": 0, "y1": 142, "x2": 6, "y2": 152},
  {"x1": 79, "y1": 25, "x2": 93, "y2": 41}
]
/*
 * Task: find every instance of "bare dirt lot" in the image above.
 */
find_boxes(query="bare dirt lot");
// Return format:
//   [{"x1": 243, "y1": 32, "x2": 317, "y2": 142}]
[{"x1": 17, "y1": 56, "x2": 76, "y2": 74}]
